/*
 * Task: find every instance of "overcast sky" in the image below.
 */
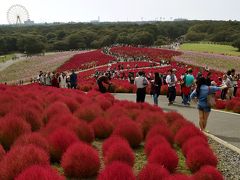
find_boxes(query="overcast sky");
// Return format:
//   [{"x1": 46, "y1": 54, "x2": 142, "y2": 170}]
[{"x1": 0, "y1": 0, "x2": 239, "y2": 24}]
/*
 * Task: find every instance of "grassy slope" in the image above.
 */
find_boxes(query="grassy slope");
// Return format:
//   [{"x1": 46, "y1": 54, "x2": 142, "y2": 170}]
[
  {"x1": 180, "y1": 43, "x2": 240, "y2": 56},
  {"x1": 0, "y1": 51, "x2": 81, "y2": 83},
  {"x1": 0, "y1": 54, "x2": 16, "y2": 63}
]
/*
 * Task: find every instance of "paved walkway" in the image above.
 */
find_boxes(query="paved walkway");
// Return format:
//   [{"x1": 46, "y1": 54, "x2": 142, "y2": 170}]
[{"x1": 113, "y1": 94, "x2": 240, "y2": 149}]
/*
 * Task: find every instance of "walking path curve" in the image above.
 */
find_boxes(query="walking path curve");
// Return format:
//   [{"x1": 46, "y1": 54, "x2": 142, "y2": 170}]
[{"x1": 114, "y1": 93, "x2": 240, "y2": 149}]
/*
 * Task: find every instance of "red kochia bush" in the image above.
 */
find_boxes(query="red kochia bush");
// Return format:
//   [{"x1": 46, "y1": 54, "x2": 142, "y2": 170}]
[
  {"x1": 182, "y1": 136, "x2": 209, "y2": 156},
  {"x1": 67, "y1": 119, "x2": 95, "y2": 143},
  {"x1": 113, "y1": 120, "x2": 143, "y2": 148},
  {"x1": 0, "y1": 114, "x2": 31, "y2": 149},
  {"x1": 95, "y1": 95, "x2": 112, "y2": 111},
  {"x1": 48, "y1": 128, "x2": 79, "y2": 162},
  {"x1": 13, "y1": 106, "x2": 43, "y2": 131},
  {"x1": 215, "y1": 100, "x2": 226, "y2": 110},
  {"x1": 15, "y1": 165, "x2": 65, "y2": 180},
  {"x1": 0, "y1": 145, "x2": 5, "y2": 161},
  {"x1": 146, "y1": 124, "x2": 174, "y2": 144},
  {"x1": 174, "y1": 125, "x2": 204, "y2": 146},
  {"x1": 186, "y1": 146, "x2": 218, "y2": 172},
  {"x1": 44, "y1": 102, "x2": 71, "y2": 123},
  {"x1": 193, "y1": 165, "x2": 224, "y2": 180},
  {"x1": 74, "y1": 103, "x2": 103, "y2": 122},
  {"x1": 98, "y1": 161, "x2": 136, "y2": 180},
  {"x1": 148, "y1": 144, "x2": 179, "y2": 172},
  {"x1": 138, "y1": 112, "x2": 168, "y2": 137},
  {"x1": 138, "y1": 163, "x2": 170, "y2": 180},
  {"x1": 144, "y1": 135, "x2": 171, "y2": 157},
  {"x1": 169, "y1": 118, "x2": 191, "y2": 135},
  {"x1": 102, "y1": 136, "x2": 129, "y2": 156},
  {"x1": 61, "y1": 142, "x2": 100, "y2": 179},
  {"x1": 91, "y1": 118, "x2": 113, "y2": 139},
  {"x1": 0, "y1": 145, "x2": 50, "y2": 180},
  {"x1": 233, "y1": 102, "x2": 240, "y2": 113},
  {"x1": 164, "y1": 173, "x2": 192, "y2": 180},
  {"x1": 12, "y1": 133, "x2": 49, "y2": 154},
  {"x1": 104, "y1": 142, "x2": 135, "y2": 167}
]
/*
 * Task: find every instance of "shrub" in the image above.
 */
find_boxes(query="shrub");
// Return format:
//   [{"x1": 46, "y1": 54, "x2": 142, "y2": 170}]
[
  {"x1": 104, "y1": 142, "x2": 135, "y2": 167},
  {"x1": 74, "y1": 103, "x2": 103, "y2": 122},
  {"x1": 91, "y1": 118, "x2": 113, "y2": 139},
  {"x1": 0, "y1": 145, "x2": 5, "y2": 161},
  {"x1": 61, "y1": 97, "x2": 80, "y2": 113},
  {"x1": 44, "y1": 102, "x2": 71, "y2": 124},
  {"x1": 98, "y1": 161, "x2": 135, "y2": 180},
  {"x1": 225, "y1": 100, "x2": 236, "y2": 110},
  {"x1": 144, "y1": 135, "x2": 170, "y2": 157},
  {"x1": 102, "y1": 136, "x2": 129, "y2": 156},
  {"x1": 182, "y1": 136, "x2": 209, "y2": 156},
  {"x1": 233, "y1": 102, "x2": 240, "y2": 113},
  {"x1": 0, "y1": 114, "x2": 31, "y2": 149},
  {"x1": 165, "y1": 112, "x2": 185, "y2": 125},
  {"x1": 13, "y1": 106, "x2": 43, "y2": 131},
  {"x1": 169, "y1": 119, "x2": 191, "y2": 135},
  {"x1": 15, "y1": 165, "x2": 65, "y2": 180},
  {"x1": 148, "y1": 144, "x2": 179, "y2": 172},
  {"x1": 138, "y1": 163, "x2": 170, "y2": 180},
  {"x1": 61, "y1": 142, "x2": 100, "y2": 179},
  {"x1": 67, "y1": 120, "x2": 95, "y2": 143},
  {"x1": 174, "y1": 125, "x2": 204, "y2": 146},
  {"x1": 215, "y1": 100, "x2": 226, "y2": 110},
  {"x1": 138, "y1": 112, "x2": 168, "y2": 137},
  {"x1": 12, "y1": 133, "x2": 49, "y2": 154},
  {"x1": 0, "y1": 145, "x2": 50, "y2": 180},
  {"x1": 48, "y1": 128, "x2": 79, "y2": 162},
  {"x1": 146, "y1": 124, "x2": 174, "y2": 144},
  {"x1": 113, "y1": 120, "x2": 143, "y2": 148},
  {"x1": 95, "y1": 95, "x2": 112, "y2": 111},
  {"x1": 186, "y1": 146, "x2": 218, "y2": 172},
  {"x1": 164, "y1": 173, "x2": 192, "y2": 180},
  {"x1": 193, "y1": 165, "x2": 224, "y2": 180}
]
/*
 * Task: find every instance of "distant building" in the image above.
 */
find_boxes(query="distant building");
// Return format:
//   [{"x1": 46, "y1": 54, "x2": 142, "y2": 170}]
[
  {"x1": 174, "y1": 18, "x2": 188, "y2": 21},
  {"x1": 24, "y1": 19, "x2": 34, "y2": 25}
]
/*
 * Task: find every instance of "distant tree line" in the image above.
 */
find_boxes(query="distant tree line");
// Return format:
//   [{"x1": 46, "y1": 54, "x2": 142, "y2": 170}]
[{"x1": 0, "y1": 20, "x2": 240, "y2": 55}]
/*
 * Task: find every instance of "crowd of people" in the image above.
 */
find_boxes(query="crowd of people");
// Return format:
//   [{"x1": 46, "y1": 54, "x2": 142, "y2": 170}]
[{"x1": 35, "y1": 70, "x2": 78, "y2": 89}]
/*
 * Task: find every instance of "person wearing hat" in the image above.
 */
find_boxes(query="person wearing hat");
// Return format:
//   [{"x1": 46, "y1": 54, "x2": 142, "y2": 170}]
[{"x1": 166, "y1": 69, "x2": 177, "y2": 105}]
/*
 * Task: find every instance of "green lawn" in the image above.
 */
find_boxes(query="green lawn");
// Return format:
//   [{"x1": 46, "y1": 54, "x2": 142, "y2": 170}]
[
  {"x1": 0, "y1": 54, "x2": 16, "y2": 63},
  {"x1": 180, "y1": 43, "x2": 240, "y2": 56}
]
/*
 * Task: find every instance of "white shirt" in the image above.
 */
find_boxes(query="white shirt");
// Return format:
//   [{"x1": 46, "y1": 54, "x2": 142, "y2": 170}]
[
  {"x1": 134, "y1": 76, "x2": 149, "y2": 89},
  {"x1": 166, "y1": 74, "x2": 177, "y2": 87}
]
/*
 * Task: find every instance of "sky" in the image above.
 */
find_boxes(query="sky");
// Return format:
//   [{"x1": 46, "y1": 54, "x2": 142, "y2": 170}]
[{"x1": 0, "y1": 0, "x2": 239, "y2": 24}]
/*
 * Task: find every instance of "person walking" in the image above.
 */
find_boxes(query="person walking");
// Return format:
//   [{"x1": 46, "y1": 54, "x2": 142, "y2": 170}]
[
  {"x1": 166, "y1": 69, "x2": 177, "y2": 105},
  {"x1": 150, "y1": 72, "x2": 162, "y2": 106},
  {"x1": 70, "y1": 70, "x2": 78, "y2": 89},
  {"x1": 182, "y1": 68, "x2": 194, "y2": 105},
  {"x1": 190, "y1": 77, "x2": 227, "y2": 131},
  {"x1": 134, "y1": 71, "x2": 149, "y2": 103}
]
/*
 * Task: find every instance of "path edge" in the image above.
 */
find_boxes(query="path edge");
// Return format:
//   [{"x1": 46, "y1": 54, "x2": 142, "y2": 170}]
[{"x1": 205, "y1": 132, "x2": 240, "y2": 155}]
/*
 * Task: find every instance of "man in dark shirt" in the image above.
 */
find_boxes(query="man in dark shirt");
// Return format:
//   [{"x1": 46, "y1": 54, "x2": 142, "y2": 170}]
[{"x1": 70, "y1": 70, "x2": 78, "y2": 89}]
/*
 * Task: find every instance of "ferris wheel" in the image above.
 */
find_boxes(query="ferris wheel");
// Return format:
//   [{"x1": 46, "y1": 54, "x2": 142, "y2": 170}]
[{"x1": 7, "y1": 4, "x2": 30, "y2": 25}]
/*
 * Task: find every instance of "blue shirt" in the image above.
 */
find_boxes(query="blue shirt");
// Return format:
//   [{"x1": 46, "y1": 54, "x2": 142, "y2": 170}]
[{"x1": 190, "y1": 85, "x2": 221, "y2": 108}]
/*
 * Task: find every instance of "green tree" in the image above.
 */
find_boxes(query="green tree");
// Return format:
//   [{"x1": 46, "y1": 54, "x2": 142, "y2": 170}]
[
  {"x1": 232, "y1": 38, "x2": 240, "y2": 51},
  {"x1": 17, "y1": 36, "x2": 45, "y2": 55}
]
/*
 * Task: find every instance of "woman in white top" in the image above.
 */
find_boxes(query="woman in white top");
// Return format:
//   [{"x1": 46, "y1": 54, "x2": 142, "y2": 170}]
[{"x1": 59, "y1": 72, "x2": 67, "y2": 88}]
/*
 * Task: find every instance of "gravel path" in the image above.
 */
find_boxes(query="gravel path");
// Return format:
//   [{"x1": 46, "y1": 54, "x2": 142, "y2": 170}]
[{"x1": 209, "y1": 138, "x2": 240, "y2": 179}]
